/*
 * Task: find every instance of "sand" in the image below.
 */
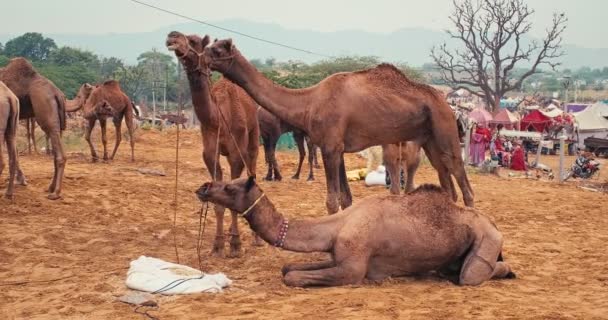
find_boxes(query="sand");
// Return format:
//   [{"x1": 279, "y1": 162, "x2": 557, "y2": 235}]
[{"x1": 1, "y1": 128, "x2": 607, "y2": 319}]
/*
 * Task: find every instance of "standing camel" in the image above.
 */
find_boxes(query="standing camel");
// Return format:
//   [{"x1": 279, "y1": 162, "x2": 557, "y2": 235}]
[
  {"x1": 66, "y1": 81, "x2": 136, "y2": 162},
  {"x1": 23, "y1": 118, "x2": 50, "y2": 155},
  {"x1": 0, "y1": 58, "x2": 67, "y2": 200},
  {"x1": 197, "y1": 177, "x2": 515, "y2": 287},
  {"x1": 166, "y1": 32, "x2": 260, "y2": 257},
  {"x1": 204, "y1": 39, "x2": 474, "y2": 213},
  {"x1": 258, "y1": 108, "x2": 319, "y2": 181},
  {"x1": 383, "y1": 142, "x2": 422, "y2": 194},
  {"x1": 0, "y1": 81, "x2": 26, "y2": 199}
]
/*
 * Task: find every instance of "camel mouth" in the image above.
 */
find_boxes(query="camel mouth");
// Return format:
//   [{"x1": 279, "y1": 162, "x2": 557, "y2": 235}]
[
  {"x1": 196, "y1": 183, "x2": 212, "y2": 201},
  {"x1": 166, "y1": 44, "x2": 178, "y2": 51}
]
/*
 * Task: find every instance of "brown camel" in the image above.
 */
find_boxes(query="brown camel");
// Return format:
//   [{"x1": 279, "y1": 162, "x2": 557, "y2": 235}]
[
  {"x1": 0, "y1": 58, "x2": 67, "y2": 200},
  {"x1": 204, "y1": 39, "x2": 474, "y2": 214},
  {"x1": 0, "y1": 81, "x2": 27, "y2": 199},
  {"x1": 196, "y1": 177, "x2": 515, "y2": 287},
  {"x1": 23, "y1": 118, "x2": 50, "y2": 155},
  {"x1": 258, "y1": 108, "x2": 319, "y2": 181},
  {"x1": 166, "y1": 31, "x2": 261, "y2": 257},
  {"x1": 383, "y1": 142, "x2": 422, "y2": 194},
  {"x1": 66, "y1": 81, "x2": 136, "y2": 162}
]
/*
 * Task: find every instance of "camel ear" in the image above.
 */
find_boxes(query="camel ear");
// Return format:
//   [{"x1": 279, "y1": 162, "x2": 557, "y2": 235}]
[
  {"x1": 245, "y1": 175, "x2": 256, "y2": 191},
  {"x1": 201, "y1": 35, "x2": 211, "y2": 49},
  {"x1": 223, "y1": 39, "x2": 233, "y2": 52},
  {"x1": 84, "y1": 83, "x2": 93, "y2": 89}
]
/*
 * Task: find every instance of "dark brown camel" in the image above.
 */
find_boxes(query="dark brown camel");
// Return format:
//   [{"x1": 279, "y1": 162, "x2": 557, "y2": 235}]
[
  {"x1": 0, "y1": 58, "x2": 67, "y2": 200},
  {"x1": 258, "y1": 107, "x2": 319, "y2": 181},
  {"x1": 166, "y1": 31, "x2": 261, "y2": 257},
  {"x1": 0, "y1": 81, "x2": 26, "y2": 199},
  {"x1": 197, "y1": 177, "x2": 515, "y2": 287},
  {"x1": 66, "y1": 81, "x2": 136, "y2": 162},
  {"x1": 204, "y1": 39, "x2": 474, "y2": 214}
]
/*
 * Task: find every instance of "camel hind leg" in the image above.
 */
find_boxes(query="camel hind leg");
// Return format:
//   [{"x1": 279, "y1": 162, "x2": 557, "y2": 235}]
[
  {"x1": 124, "y1": 108, "x2": 136, "y2": 162},
  {"x1": 383, "y1": 144, "x2": 401, "y2": 195},
  {"x1": 459, "y1": 231, "x2": 514, "y2": 286},
  {"x1": 227, "y1": 156, "x2": 245, "y2": 258},
  {"x1": 423, "y1": 140, "x2": 457, "y2": 201},
  {"x1": 292, "y1": 132, "x2": 306, "y2": 180},
  {"x1": 110, "y1": 113, "x2": 124, "y2": 161},
  {"x1": 99, "y1": 118, "x2": 109, "y2": 161},
  {"x1": 283, "y1": 256, "x2": 367, "y2": 287},
  {"x1": 203, "y1": 147, "x2": 226, "y2": 257},
  {"x1": 403, "y1": 143, "x2": 422, "y2": 193},
  {"x1": 338, "y1": 153, "x2": 353, "y2": 210}
]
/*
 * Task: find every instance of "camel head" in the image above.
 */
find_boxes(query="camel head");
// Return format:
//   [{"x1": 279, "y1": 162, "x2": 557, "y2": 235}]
[
  {"x1": 204, "y1": 38, "x2": 235, "y2": 73},
  {"x1": 196, "y1": 176, "x2": 263, "y2": 214},
  {"x1": 76, "y1": 83, "x2": 95, "y2": 103},
  {"x1": 94, "y1": 100, "x2": 116, "y2": 117},
  {"x1": 166, "y1": 31, "x2": 211, "y2": 71}
]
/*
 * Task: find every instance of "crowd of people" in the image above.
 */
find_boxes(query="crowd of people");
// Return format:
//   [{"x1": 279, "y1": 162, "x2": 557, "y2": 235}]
[{"x1": 469, "y1": 123, "x2": 527, "y2": 171}]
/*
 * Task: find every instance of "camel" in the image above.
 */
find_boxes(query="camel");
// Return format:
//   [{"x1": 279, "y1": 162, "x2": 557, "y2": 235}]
[
  {"x1": 196, "y1": 177, "x2": 515, "y2": 287},
  {"x1": 204, "y1": 39, "x2": 474, "y2": 214},
  {"x1": 0, "y1": 81, "x2": 27, "y2": 199},
  {"x1": 258, "y1": 107, "x2": 319, "y2": 181},
  {"x1": 166, "y1": 31, "x2": 261, "y2": 257},
  {"x1": 0, "y1": 58, "x2": 67, "y2": 200},
  {"x1": 23, "y1": 118, "x2": 50, "y2": 155},
  {"x1": 66, "y1": 81, "x2": 136, "y2": 162}
]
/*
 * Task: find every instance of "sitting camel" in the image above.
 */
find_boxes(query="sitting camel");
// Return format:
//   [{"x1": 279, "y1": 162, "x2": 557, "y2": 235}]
[
  {"x1": 197, "y1": 177, "x2": 515, "y2": 287},
  {"x1": 258, "y1": 108, "x2": 319, "y2": 181},
  {"x1": 0, "y1": 81, "x2": 26, "y2": 199},
  {"x1": 66, "y1": 82, "x2": 137, "y2": 162}
]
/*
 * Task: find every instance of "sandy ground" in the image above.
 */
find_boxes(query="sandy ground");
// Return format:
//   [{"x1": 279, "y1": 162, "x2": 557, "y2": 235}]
[{"x1": 1, "y1": 127, "x2": 607, "y2": 320}]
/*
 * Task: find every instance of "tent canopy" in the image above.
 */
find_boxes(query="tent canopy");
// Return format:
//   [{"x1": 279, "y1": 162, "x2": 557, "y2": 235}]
[
  {"x1": 490, "y1": 109, "x2": 520, "y2": 129},
  {"x1": 469, "y1": 107, "x2": 493, "y2": 126},
  {"x1": 574, "y1": 103, "x2": 608, "y2": 131},
  {"x1": 540, "y1": 105, "x2": 563, "y2": 118},
  {"x1": 521, "y1": 110, "x2": 551, "y2": 132}
]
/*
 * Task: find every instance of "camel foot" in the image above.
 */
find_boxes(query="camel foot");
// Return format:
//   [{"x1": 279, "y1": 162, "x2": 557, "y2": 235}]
[
  {"x1": 505, "y1": 271, "x2": 517, "y2": 279},
  {"x1": 47, "y1": 193, "x2": 62, "y2": 200},
  {"x1": 307, "y1": 176, "x2": 314, "y2": 181},
  {"x1": 263, "y1": 176, "x2": 273, "y2": 181},
  {"x1": 4, "y1": 193, "x2": 14, "y2": 201},
  {"x1": 228, "y1": 236, "x2": 242, "y2": 258},
  {"x1": 252, "y1": 234, "x2": 265, "y2": 247},
  {"x1": 17, "y1": 175, "x2": 27, "y2": 186},
  {"x1": 210, "y1": 236, "x2": 225, "y2": 258},
  {"x1": 91, "y1": 157, "x2": 99, "y2": 163},
  {"x1": 291, "y1": 175, "x2": 300, "y2": 180}
]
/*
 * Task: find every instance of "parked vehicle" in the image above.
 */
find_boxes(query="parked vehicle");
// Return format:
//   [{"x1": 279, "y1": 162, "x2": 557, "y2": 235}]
[{"x1": 562, "y1": 153, "x2": 601, "y2": 180}]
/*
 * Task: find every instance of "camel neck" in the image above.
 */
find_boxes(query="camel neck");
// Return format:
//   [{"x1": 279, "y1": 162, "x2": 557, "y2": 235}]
[
  {"x1": 221, "y1": 51, "x2": 311, "y2": 132},
  {"x1": 184, "y1": 69, "x2": 218, "y2": 127},
  {"x1": 65, "y1": 96, "x2": 84, "y2": 113},
  {"x1": 244, "y1": 197, "x2": 336, "y2": 253}
]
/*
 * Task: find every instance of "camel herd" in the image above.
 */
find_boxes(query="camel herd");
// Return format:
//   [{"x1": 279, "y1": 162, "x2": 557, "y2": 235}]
[{"x1": 0, "y1": 31, "x2": 515, "y2": 288}]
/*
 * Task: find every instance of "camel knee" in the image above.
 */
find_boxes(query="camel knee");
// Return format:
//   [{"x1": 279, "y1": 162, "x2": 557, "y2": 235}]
[{"x1": 326, "y1": 196, "x2": 340, "y2": 214}]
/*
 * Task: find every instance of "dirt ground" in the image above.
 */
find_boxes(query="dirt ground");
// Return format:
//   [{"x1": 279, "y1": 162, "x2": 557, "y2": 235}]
[{"x1": 1, "y1": 127, "x2": 607, "y2": 320}]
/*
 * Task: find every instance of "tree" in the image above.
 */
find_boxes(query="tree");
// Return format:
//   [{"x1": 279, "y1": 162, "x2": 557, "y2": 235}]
[
  {"x1": 0, "y1": 42, "x2": 3, "y2": 55},
  {"x1": 431, "y1": 0, "x2": 567, "y2": 111},
  {"x1": 99, "y1": 57, "x2": 125, "y2": 80},
  {"x1": 50, "y1": 46, "x2": 99, "y2": 68},
  {"x1": 3, "y1": 32, "x2": 57, "y2": 61}
]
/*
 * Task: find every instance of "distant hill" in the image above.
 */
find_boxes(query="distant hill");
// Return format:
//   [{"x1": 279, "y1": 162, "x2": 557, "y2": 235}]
[{"x1": 1, "y1": 19, "x2": 606, "y2": 69}]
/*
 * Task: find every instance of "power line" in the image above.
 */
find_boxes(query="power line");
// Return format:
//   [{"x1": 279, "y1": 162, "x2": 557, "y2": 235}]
[{"x1": 129, "y1": 0, "x2": 333, "y2": 58}]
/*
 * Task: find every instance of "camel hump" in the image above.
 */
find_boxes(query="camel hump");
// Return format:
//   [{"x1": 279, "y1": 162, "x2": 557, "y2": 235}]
[
  {"x1": 5, "y1": 57, "x2": 37, "y2": 78},
  {"x1": 410, "y1": 184, "x2": 446, "y2": 195},
  {"x1": 102, "y1": 80, "x2": 120, "y2": 87}
]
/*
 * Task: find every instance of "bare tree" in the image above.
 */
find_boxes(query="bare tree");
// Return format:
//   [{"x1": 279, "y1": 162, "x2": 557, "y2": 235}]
[{"x1": 431, "y1": 0, "x2": 567, "y2": 111}]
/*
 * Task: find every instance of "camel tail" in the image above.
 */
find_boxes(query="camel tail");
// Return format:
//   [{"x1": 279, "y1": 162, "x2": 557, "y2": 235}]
[
  {"x1": 132, "y1": 101, "x2": 140, "y2": 117},
  {"x1": 55, "y1": 95, "x2": 66, "y2": 131}
]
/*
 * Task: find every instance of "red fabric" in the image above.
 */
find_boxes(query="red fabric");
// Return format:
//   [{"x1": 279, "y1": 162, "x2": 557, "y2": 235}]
[
  {"x1": 475, "y1": 127, "x2": 492, "y2": 142},
  {"x1": 521, "y1": 110, "x2": 551, "y2": 132},
  {"x1": 494, "y1": 139, "x2": 504, "y2": 151},
  {"x1": 510, "y1": 146, "x2": 526, "y2": 171}
]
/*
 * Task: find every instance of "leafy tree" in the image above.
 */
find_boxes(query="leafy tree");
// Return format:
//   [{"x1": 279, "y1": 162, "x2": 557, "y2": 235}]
[
  {"x1": 50, "y1": 46, "x2": 99, "y2": 69},
  {"x1": 36, "y1": 64, "x2": 97, "y2": 97},
  {"x1": 4, "y1": 32, "x2": 57, "y2": 61},
  {"x1": 431, "y1": 0, "x2": 567, "y2": 111},
  {"x1": 0, "y1": 55, "x2": 9, "y2": 67},
  {"x1": 99, "y1": 57, "x2": 125, "y2": 80},
  {"x1": 0, "y1": 42, "x2": 3, "y2": 55}
]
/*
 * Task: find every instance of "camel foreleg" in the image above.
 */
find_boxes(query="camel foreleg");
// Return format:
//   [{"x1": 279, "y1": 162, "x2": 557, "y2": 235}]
[
  {"x1": 283, "y1": 258, "x2": 366, "y2": 287},
  {"x1": 459, "y1": 232, "x2": 514, "y2": 286},
  {"x1": 85, "y1": 118, "x2": 99, "y2": 162},
  {"x1": 99, "y1": 118, "x2": 108, "y2": 161},
  {"x1": 281, "y1": 260, "x2": 336, "y2": 276},
  {"x1": 110, "y1": 114, "x2": 124, "y2": 160},
  {"x1": 292, "y1": 132, "x2": 306, "y2": 180}
]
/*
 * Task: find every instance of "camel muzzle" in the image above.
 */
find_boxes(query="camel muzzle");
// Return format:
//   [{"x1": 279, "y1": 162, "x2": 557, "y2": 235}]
[{"x1": 196, "y1": 183, "x2": 212, "y2": 201}]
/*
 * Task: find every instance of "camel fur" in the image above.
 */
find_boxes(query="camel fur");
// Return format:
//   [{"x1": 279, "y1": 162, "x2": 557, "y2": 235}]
[
  {"x1": 166, "y1": 31, "x2": 261, "y2": 257},
  {"x1": 0, "y1": 58, "x2": 67, "y2": 200},
  {"x1": 204, "y1": 39, "x2": 474, "y2": 214},
  {"x1": 0, "y1": 81, "x2": 26, "y2": 199},
  {"x1": 197, "y1": 177, "x2": 515, "y2": 288}
]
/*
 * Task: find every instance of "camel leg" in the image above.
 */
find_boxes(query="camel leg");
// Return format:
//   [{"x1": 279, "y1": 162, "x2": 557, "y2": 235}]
[
  {"x1": 292, "y1": 132, "x2": 306, "y2": 180},
  {"x1": 46, "y1": 131, "x2": 65, "y2": 200},
  {"x1": 281, "y1": 260, "x2": 335, "y2": 276},
  {"x1": 423, "y1": 141, "x2": 457, "y2": 202},
  {"x1": 338, "y1": 154, "x2": 353, "y2": 210},
  {"x1": 262, "y1": 139, "x2": 274, "y2": 181},
  {"x1": 203, "y1": 148, "x2": 226, "y2": 257},
  {"x1": 5, "y1": 129, "x2": 18, "y2": 199},
  {"x1": 283, "y1": 258, "x2": 367, "y2": 287},
  {"x1": 270, "y1": 140, "x2": 282, "y2": 181},
  {"x1": 306, "y1": 139, "x2": 316, "y2": 181},
  {"x1": 85, "y1": 118, "x2": 99, "y2": 162},
  {"x1": 26, "y1": 119, "x2": 32, "y2": 154},
  {"x1": 0, "y1": 131, "x2": 4, "y2": 178},
  {"x1": 124, "y1": 109, "x2": 136, "y2": 162},
  {"x1": 110, "y1": 114, "x2": 124, "y2": 160},
  {"x1": 404, "y1": 147, "x2": 421, "y2": 193},
  {"x1": 383, "y1": 144, "x2": 401, "y2": 195},
  {"x1": 321, "y1": 148, "x2": 343, "y2": 214},
  {"x1": 45, "y1": 134, "x2": 51, "y2": 156},
  {"x1": 459, "y1": 232, "x2": 513, "y2": 286},
  {"x1": 227, "y1": 158, "x2": 246, "y2": 258},
  {"x1": 99, "y1": 118, "x2": 109, "y2": 161}
]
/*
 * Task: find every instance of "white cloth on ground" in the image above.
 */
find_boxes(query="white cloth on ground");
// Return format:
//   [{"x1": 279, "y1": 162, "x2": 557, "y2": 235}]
[
  {"x1": 126, "y1": 256, "x2": 231, "y2": 295},
  {"x1": 365, "y1": 165, "x2": 387, "y2": 186}
]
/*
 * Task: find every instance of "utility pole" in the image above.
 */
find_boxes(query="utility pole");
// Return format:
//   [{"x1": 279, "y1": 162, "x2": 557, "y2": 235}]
[
  {"x1": 152, "y1": 79, "x2": 157, "y2": 129},
  {"x1": 163, "y1": 65, "x2": 168, "y2": 112}
]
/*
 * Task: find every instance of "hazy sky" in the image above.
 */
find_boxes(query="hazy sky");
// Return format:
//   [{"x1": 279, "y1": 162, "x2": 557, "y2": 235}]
[{"x1": 1, "y1": 0, "x2": 606, "y2": 48}]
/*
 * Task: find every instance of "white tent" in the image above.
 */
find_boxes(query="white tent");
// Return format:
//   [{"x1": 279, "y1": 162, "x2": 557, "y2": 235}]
[
  {"x1": 574, "y1": 103, "x2": 608, "y2": 142},
  {"x1": 540, "y1": 105, "x2": 563, "y2": 118}
]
